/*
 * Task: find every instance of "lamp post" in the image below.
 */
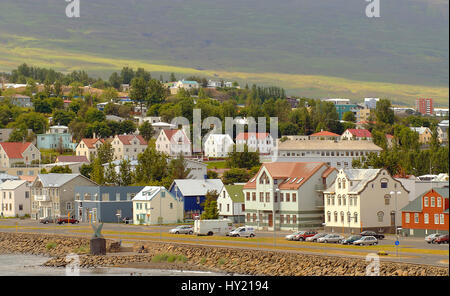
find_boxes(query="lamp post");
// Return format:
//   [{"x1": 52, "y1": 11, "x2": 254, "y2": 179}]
[
  {"x1": 273, "y1": 188, "x2": 279, "y2": 248},
  {"x1": 390, "y1": 190, "x2": 401, "y2": 257}
]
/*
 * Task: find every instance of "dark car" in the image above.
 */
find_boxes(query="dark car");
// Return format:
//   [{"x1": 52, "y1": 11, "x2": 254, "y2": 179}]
[
  {"x1": 56, "y1": 217, "x2": 79, "y2": 224},
  {"x1": 360, "y1": 231, "x2": 384, "y2": 240},
  {"x1": 39, "y1": 217, "x2": 56, "y2": 224},
  {"x1": 342, "y1": 235, "x2": 362, "y2": 245},
  {"x1": 434, "y1": 234, "x2": 449, "y2": 244}
]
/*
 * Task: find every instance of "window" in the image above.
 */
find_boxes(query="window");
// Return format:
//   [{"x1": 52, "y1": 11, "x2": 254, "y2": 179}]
[
  {"x1": 434, "y1": 214, "x2": 439, "y2": 224},
  {"x1": 161, "y1": 191, "x2": 165, "y2": 197},
  {"x1": 280, "y1": 193, "x2": 284, "y2": 202},
  {"x1": 286, "y1": 193, "x2": 290, "y2": 202},
  {"x1": 384, "y1": 194, "x2": 391, "y2": 205},
  {"x1": 342, "y1": 179, "x2": 346, "y2": 189},
  {"x1": 286, "y1": 215, "x2": 290, "y2": 224},
  {"x1": 219, "y1": 204, "x2": 222, "y2": 212},
  {"x1": 327, "y1": 211, "x2": 331, "y2": 222},
  {"x1": 381, "y1": 181, "x2": 388, "y2": 188},
  {"x1": 116, "y1": 193, "x2": 120, "y2": 201},
  {"x1": 334, "y1": 212, "x2": 338, "y2": 222},
  {"x1": 280, "y1": 215, "x2": 284, "y2": 224},
  {"x1": 246, "y1": 192, "x2": 250, "y2": 201},
  {"x1": 265, "y1": 192, "x2": 270, "y2": 203},
  {"x1": 252, "y1": 193, "x2": 256, "y2": 201},
  {"x1": 259, "y1": 192, "x2": 264, "y2": 202},
  {"x1": 292, "y1": 193, "x2": 296, "y2": 202},
  {"x1": 66, "y1": 202, "x2": 72, "y2": 210},
  {"x1": 340, "y1": 212, "x2": 344, "y2": 223},
  {"x1": 247, "y1": 213, "x2": 250, "y2": 222},
  {"x1": 293, "y1": 215, "x2": 296, "y2": 225},
  {"x1": 431, "y1": 197, "x2": 435, "y2": 207},
  {"x1": 354, "y1": 212, "x2": 358, "y2": 223},
  {"x1": 342, "y1": 195, "x2": 346, "y2": 206},
  {"x1": 414, "y1": 213, "x2": 419, "y2": 223},
  {"x1": 437, "y1": 197, "x2": 442, "y2": 207},
  {"x1": 327, "y1": 196, "x2": 330, "y2": 205},
  {"x1": 253, "y1": 214, "x2": 257, "y2": 222},
  {"x1": 25, "y1": 191, "x2": 29, "y2": 199},
  {"x1": 405, "y1": 213, "x2": 410, "y2": 223},
  {"x1": 338, "y1": 195, "x2": 341, "y2": 206},
  {"x1": 338, "y1": 178, "x2": 341, "y2": 189},
  {"x1": 424, "y1": 213, "x2": 429, "y2": 224},
  {"x1": 19, "y1": 204, "x2": 23, "y2": 211},
  {"x1": 227, "y1": 204, "x2": 230, "y2": 212},
  {"x1": 440, "y1": 214, "x2": 445, "y2": 224}
]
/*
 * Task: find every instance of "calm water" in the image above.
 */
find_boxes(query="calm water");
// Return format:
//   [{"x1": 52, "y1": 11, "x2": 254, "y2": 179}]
[{"x1": 0, "y1": 254, "x2": 228, "y2": 276}]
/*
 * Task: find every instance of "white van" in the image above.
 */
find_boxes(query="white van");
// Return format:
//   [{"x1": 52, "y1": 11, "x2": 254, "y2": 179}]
[
  {"x1": 229, "y1": 226, "x2": 255, "y2": 238},
  {"x1": 194, "y1": 219, "x2": 233, "y2": 236}
]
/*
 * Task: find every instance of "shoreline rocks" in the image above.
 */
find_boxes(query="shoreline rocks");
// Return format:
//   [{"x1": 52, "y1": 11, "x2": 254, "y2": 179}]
[{"x1": 1, "y1": 232, "x2": 448, "y2": 276}]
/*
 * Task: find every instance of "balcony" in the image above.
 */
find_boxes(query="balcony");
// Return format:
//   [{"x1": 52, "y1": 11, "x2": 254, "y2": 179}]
[{"x1": 34, "y1": 195, "x2": 50, "y2": 202}]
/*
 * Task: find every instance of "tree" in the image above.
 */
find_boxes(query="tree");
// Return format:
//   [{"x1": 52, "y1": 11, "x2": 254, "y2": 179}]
[
  {"x1": 375, "y1": 99, "x2": 395, "y2": 125},
  {"x1": 130, "y1": 77, "x2": 148, "y2": 115},
  {"x1": 222, "y1": 168, "x2": 251, "y2": 185},
  {"x1": 101, "y1": 87, "x2": 118, "y2": 102},
  {"x1": 119, "y1": 120, "x2": 136, "y2": 135},
  {"x1": 91, "y1": 158, "x2": 105, "y2": 185},
  {"x1": 104, "y1": 162, "x2": 118, "y2": 185},
  {"x1": 118, "y1": 159, "x2": 134, "y2": 186},
  {"x1": 207, "y1": 170, "x2": 218, "y2": 179},
  {"x1": 109, "y1": 72, "x2": 121, "y2": 89},
  {"x1": 168, "y1": 154, "x2": 192, "y2": 180},
  {"x1": 97, "y1": 142, "x2": 114, "y2": 164},
  {"x1": 11, "y1": 112, "x2": 48, "y2": 134},
  {"x1": 139, "y1": 121, "x2": 154, "y2": 141},
  {"x1": 146, "y1": 79, "x2": 166, "y2": 106},
  {"x1": 134, "y1": 141, "x2": 168, "y2": 183},
  {"x1": 200, "y1": 190, "x2": 219, "y2": 220},
  {"x1": 54, "y1": 80, "x2": 63, "y2": 97},
  {"x1": 170, "y1": 73, "x2": 177, "y2": 82},
  {"x1": 226, "y1": 144, "x2": 261, "y2": 169},
  {"x1": 80, "y1": 163, "x2": 93, "y2": 179},
  {"x1": 49, "y1": 165, "x2": 72, "y2": 174},
  {"x1": 52, "y1": 110, "x2": 76, "y2": 126},
  {"x1": 85, "y1": 108, "x2": 106, "y2": 123},
  {"x1": 120, "y1": 67, "x2": 135, "y2": 84},
  {"x1": 342, "y1": 111, "x2": 356, "y2": 122}
]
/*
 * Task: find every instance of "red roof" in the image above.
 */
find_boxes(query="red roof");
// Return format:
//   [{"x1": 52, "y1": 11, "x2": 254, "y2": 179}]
[
  {"x1": 117, "y1": 135, "x2": 147, "y2": 145},
  {"x1": 386, "y1": 134, "x2": 394, "y2": 139},
  {"x1": 56, "y1": 155, "x2": 89, "y2": 163},
  {"x1": 236, "y1": 132, "x2": 269, "y2": 140},
  {"x1": 162, "y1": 129, "x2": 179, "y2": 141},
  {"x1": 80, "y1": 138, "x2": 104, "y2": 149},
  {"x1": 310, "y1": 131, "x2": 340, "y2": 137},
  {"x1": 346, "y1": 129, "x2": 372, "y2": 138},
  {"x1": 0, "y1": 142, "x2": 32, "y2": 159}
]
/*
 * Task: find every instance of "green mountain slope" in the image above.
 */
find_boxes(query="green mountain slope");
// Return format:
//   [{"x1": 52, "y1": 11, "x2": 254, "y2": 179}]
[{"x1": 0, "y1": 0, "x2": 448, "y2": 105}]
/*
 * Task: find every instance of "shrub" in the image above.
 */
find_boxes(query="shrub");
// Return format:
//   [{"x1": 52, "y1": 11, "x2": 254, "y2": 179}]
[
  {"x1": 46, "y1": 242, "x2": 57, "y2": 250},
  {"x1": 200, "y1": 257, "x2": 207, "y2": 265},
  {"x1": 218, "y1": 258, "x2": 226, "y2": 265}
]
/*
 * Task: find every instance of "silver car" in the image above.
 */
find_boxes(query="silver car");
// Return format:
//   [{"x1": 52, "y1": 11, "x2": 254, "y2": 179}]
[
  {"x1": 169, "y1": 225, "x2": 194, "y2": 234},
  {"x1": 306, "y1": 233, "x2": 328, "y2": 242},
  {"x1": 285, "y1": 231, "x2": 303, "y2": 241},
  {"x1": 317, "y1": 233, "x2": 344, "y2": 243},
  {"x1": 425, "y1": 233, "x2": 442, "y2": 244},
  {"x1": 353, "y1": 236, "x2": 378, "y2": 246}
]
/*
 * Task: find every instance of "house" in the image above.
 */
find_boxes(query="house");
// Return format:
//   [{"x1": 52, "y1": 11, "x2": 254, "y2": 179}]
[
  {"x1": 75, "y1": 138, "x2": 105, "y2": 161},
  {"x1": 401, "y1": 187, "x2": 448, "y2": 237},
  {"x1": 235, "y1": 132, "x2": 274, "y2": 154},
  {"x1": 111, "y1": 134, "x2": 148, "y2": 161},
  {"x1": 357, "y1": 108, "x2": 371, "y2": 123},
  {"x1": 309, "y1": 131, "x2": 340, "y2": 141},
  {"x1": 0, "y1": 180, "x2": 30, "y2": 217},
  {"x1": 218, "y1": 184, "x2": 245, "y2": 223},
  {"x1": 156, "y1": 129, "x2": 191, "y2": 157},
  {"x1": 74, "y1": 186, "x2": 145, "y2": 223},
  {"x1": 395, "y1": 175, "x2": 449, "y2": 202},
  {"x1": 410, "y1": 127, "x2": 432, "y2": 144},
  {"x1": 170, "y1": 80, "x2": 199, "y2": 95},
  {"x1": 56, "y1": 155, "x2": 89, "y2": 163},
  {"x1": 151, "y1": 122, "x2": 177, "y2": 137},
  {"x1": 341, "y1": 129, "x2": 372, "y2": 141},
  {"x1": 437, "y1": 120, "x2": 448, "y2": 145},
  {"x1": 243, "y1": 162, "x2": 337, "y2": 231},
  {"x1": 323, "y1": 168, "x2": 409, "y2": 234},
  {"x1": 203, "y1": 134, "x2": 234, "y2": 158},
  {"x1": 7, "y1": 94, "x2": 33, "y2": 108},
  {"x1": 169, "y1": 179, "x2": 224, "y2": 219},
  {"x1": 274, "y1": 139, "x2": 382, "y2": 168},
  {"x1": 0, "y1": 142, "x2": 41, "y2": 169},
  {"x1": 30, "y1": 174, "x2": 98, "y2": 220},
  {"x1": 36, "y1": 125, "x2": 77, "y2": 151},
  {"x1": 132, "y1": 186, "x2": 183, "y2": 225},
  {"x1": 363, "y1": 98, "x2": 379, "y2": 110},
  {"x1": 323, "y1": 98, "x2": 360, "y2": 120},
  {"x1": 133, "y1": 116, "x2": 162, "y2": 126},
  {"x1": 106, "y1": 115, "x2": 125, "y2": 122},
  {"x1": 0, "y1": 173, "x2": 19, "y2": 184}
]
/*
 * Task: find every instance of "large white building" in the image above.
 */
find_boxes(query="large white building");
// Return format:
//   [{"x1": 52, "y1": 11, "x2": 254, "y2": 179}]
[
  {"x1": 236, "y1": 132, "x2": 274, "y2": 154},
  {"x1": 203, "y1": 134, "x2": 234, "y2": 158},
  {"x1": 0, "y1": 180, "x2": 30, "y2": 217},
  {"x1": 156, "y1": 129, "x2": 191, "y2": 157},
  {"x1": 273, "y1": 140, "x2": 383, "y2": 169},
  {"x1": 243, "y1": 162, "x2": 337, "y2": 231},
  {"x1": 323, "y1": 168, "x2": 409, "y2": 234}
]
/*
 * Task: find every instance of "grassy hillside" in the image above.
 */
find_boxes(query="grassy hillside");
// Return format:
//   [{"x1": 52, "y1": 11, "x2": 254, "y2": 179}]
[{"x1": 0, "y1": 0, "x2": 448, "y2": 105}]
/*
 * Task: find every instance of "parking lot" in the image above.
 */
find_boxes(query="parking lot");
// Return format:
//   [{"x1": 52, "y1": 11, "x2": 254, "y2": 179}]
[{"x1": 1, "y1": 218, "x2": 448, "y2": 267}]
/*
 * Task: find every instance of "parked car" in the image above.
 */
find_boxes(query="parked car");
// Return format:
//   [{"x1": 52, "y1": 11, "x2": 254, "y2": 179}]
[
  {"x1": 56, "y1": 217, "x2": 79, "y2": 224},
  {"x1": 317, "y1": 233, "x2": 344, "y2": 244},
  {"x1": 296, "y1": 230, "x2": 318, "y2": 241},
  {"x1": 342, "y1": 235, "x2": 362, "y2": 245},
  {"x1": 169, "y1": 225, "x2": 194, "y2": 235},
  {"x1": 425, "y1": 233, "x2": 442, "y2": 244},
  {"x1": 433, "y1": 234, "x2": 449, "y2": 244},
  {"x1": 360, "y1": 231, "x2": 385, "y2": 240},
  {"x1": 229, "y1": 226, "x2": 255, "y2": 238},
  {"x1": 353, "y1": 236, "x2": 378, "y2": 246},
  {"x1": 285, "y1": 231, "x2": 303, "y2": 241},
  {"x1": 39, "y1": 217, "x2": 56, "y2": 224},
  {"x1": 306, "y1": 233, "x2": 328, "y2": 242}
]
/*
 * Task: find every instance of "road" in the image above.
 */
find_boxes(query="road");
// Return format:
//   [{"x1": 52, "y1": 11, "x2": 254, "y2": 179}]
[{"x1": 1, "y1": 219, "x2": 448, "y2": 267}]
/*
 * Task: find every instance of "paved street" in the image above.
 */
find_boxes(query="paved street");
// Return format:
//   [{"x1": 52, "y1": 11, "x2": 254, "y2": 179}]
[{"x1": 1, "y1": 219, "x2": 448, "y2": 267}]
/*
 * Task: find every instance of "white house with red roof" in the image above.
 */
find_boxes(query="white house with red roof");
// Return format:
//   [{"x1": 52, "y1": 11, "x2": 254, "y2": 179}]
[
  {"x1": 243, "y1": 162, "x2": 337, "y2": 231},
  {"x1": 0, "y1": 142, "x2": 40, "y2": 169},
  {"x1": 235, "y1": 132, "x2": 274, "y2": 154},
  {"x1": 156, "y1": 129, "x2": 191, "y2": 157},
  {"x1": 111, "y1": 135, "x2": 148, "y2": 161},
  {"x1": 75, "y1": 138, "x2": 105, "y2": 161},
  {"x1": 341, "y1": 129, "x2": 372, "y2": 141},
  {"x1": 309, "y1": 131, "x2": 340, "y2": 141}
]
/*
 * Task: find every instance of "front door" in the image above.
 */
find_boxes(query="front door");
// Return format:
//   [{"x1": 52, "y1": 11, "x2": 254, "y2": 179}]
[{"x1": 268, "y1": 213, "x2": 273, "y2": 227}]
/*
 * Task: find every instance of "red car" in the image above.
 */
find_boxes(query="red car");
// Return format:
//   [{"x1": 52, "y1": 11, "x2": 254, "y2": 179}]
[
  {"x1": 56, "y1": 217, "x2": 79, "y2": 224},
  {"x1": 296, "y1": 230, "x2": 318, "y2": 241},
  {"x1": 434, "y1": 234, "x2": 449, "y2": 244}
]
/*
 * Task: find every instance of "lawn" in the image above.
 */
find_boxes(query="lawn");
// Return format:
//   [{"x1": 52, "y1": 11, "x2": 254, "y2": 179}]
[{"x1": 205, "y1": 161, "x2": 229, "y2": 169}]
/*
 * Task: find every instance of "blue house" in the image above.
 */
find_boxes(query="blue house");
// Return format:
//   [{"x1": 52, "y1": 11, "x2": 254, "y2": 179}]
[
  {"x1": 168, "y1": 179, "x2": 224, "y2": 219},
  {"x1": 74, "y1": 186, "x2": 145, "y2": 223},
  {"x1": 37, "y1": 126, "x2": 77, "y2": 151}
]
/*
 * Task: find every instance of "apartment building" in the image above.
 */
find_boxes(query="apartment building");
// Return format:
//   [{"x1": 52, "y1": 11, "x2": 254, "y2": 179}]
[{"x1": 111, "y1": 135, "x2": 148, "y2": 161}]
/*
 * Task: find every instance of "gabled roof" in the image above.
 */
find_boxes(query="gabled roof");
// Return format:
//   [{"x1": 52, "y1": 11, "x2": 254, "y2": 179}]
[
  {"x1": 224, "y1": 185, "x2": 244, "y2": 203},
  {"x1": 161, "y1": 129, "x2": 191, "y2": 144},
  {"x1": 0, "y1": 142, "x2": 32, "y2": 159},
  {"x1": 117, "y1": 135, "x2": 147, "y2": 146},
  {"x1": 56, "y1": 155, "x2": 89, "y2": 163},
  {"x1": 205, "y1": 134, "x2": 234, "y2": 143},
  {"x1": 410, "y1": 127, "x2": 431, "y2": 135},
  {"x1": 35, "y1": 174, "x2": 90, "y2": 188},
  {"x1": 132, "y1": 186, "x2": 169, "y2": 201},
  {"x1": 236, "y1": 132, "x2": 270, "y2": 140},
  {"x1": 0, "y1": 180, "x2": 27, "y2": 190},
  {"x1": 345, "y1": 129, "x2": 372, "y2": 138},
  {"x1": 170, "y1": 179, "x2": 224, "y2": 196},
  {"x1": 80, "y1": 138, "x2": 104, "y2": 149},
  {"x1": 244, "y1": 162, "x2": 329, "y2": 190},
  {"x1": 310, "y1": 131, "x2": 340, "y2": 137}
]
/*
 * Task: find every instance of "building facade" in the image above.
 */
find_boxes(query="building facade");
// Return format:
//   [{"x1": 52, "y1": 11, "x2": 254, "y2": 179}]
[
  {"x1": 0, "y1": 180, "x2": 30, "y2": 217},
  {"x1": 243, "y1": 162, "x2": 337, "y2": 231},
  {"x1": 156, "y1": 129, "x2": 191, "y2": 157},
  {"x1": 111, "y1": 135, "x2": 148, "y2": 161},
  {"x1": 416, "y1": 98, "x2": 433, "y2": 115},
  {"x1": 323, "y1": 169, "x2": 409, "y2": 234},
  {"x1": 37, "y1": 125, "x2": 76, "y2": 151},
  {"x1": 203, "y1": 134, "x2": 234, "y2": 158},
  {"x1": 218, "y1": 184, "x2": 245, "y2": 223},
  {"x1": 0, "y1": 142, "x2": 40, "y2": 169},
  {"x1": 341, "y1": 129, "x2": 372, "y2": 141},
  {"x1": 235, "y1": 132, "x2": 274, "y2": 154},
  {"x1": 75, "y1": 138, "x2": 105, "y2": 161}
]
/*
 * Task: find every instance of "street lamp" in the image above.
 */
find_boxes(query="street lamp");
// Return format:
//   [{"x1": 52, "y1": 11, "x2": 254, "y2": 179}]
[
  {"x1": 390, "y1": 191, "x2": 401, "y2": 257},
  {"x1": 273, "y1": 188, "x2": 279, "y2": 247}
]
